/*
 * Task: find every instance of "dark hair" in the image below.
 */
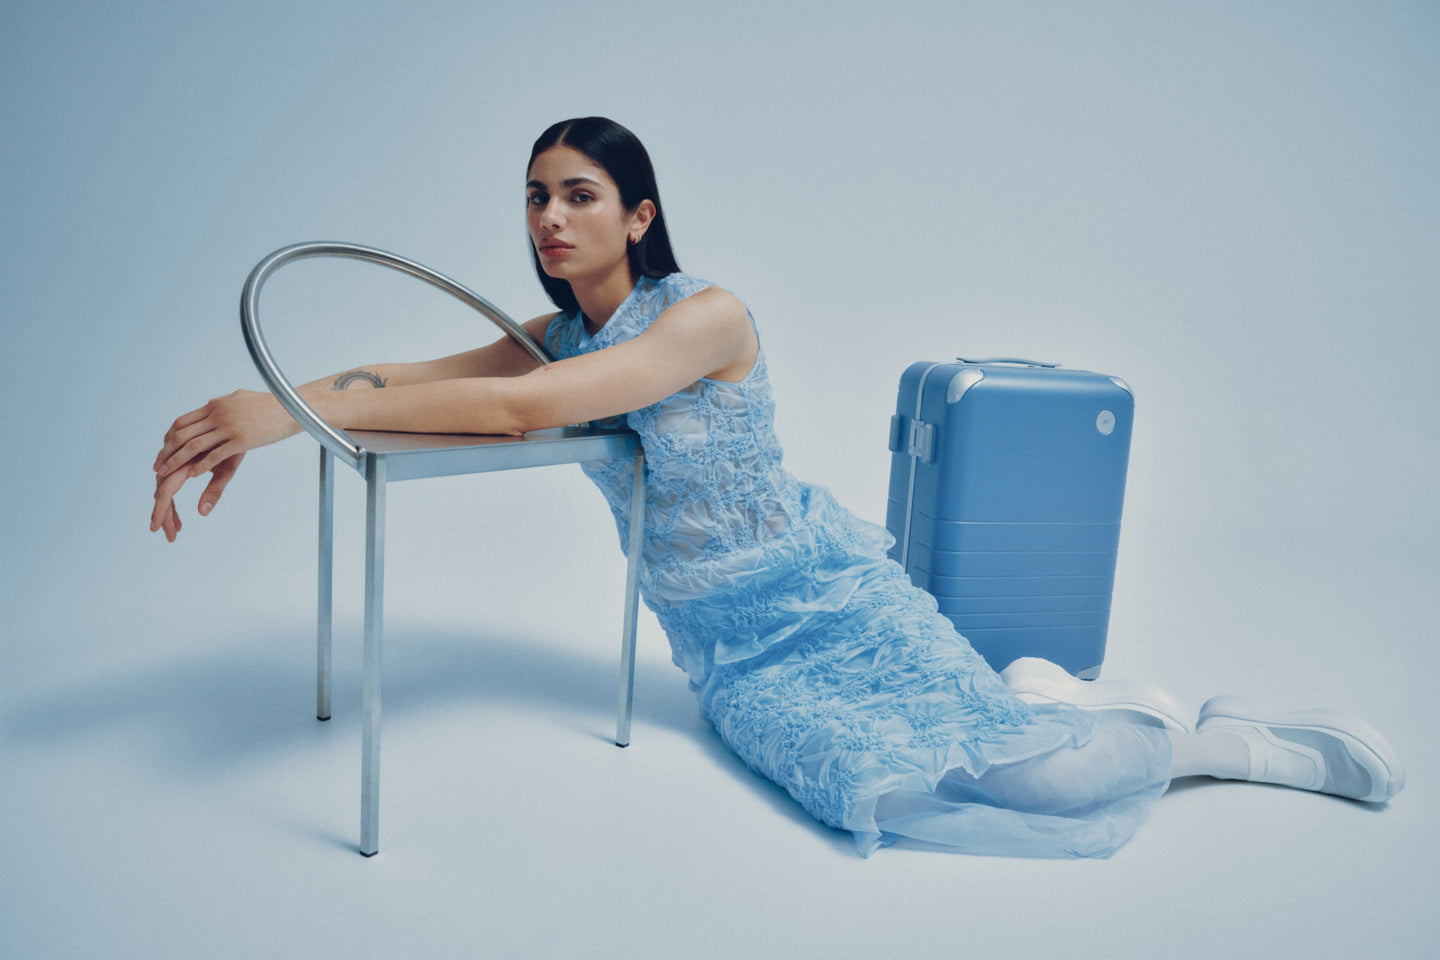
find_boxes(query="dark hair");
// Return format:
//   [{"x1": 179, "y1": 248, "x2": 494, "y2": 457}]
[{"x1": 528, "y1": 117, "x2": 680, "y2": 314}]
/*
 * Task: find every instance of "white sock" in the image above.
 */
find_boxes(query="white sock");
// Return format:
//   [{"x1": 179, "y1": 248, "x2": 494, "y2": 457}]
[{"x1": 1168, "y1": 730, "x2": 1252, "y2": 781}]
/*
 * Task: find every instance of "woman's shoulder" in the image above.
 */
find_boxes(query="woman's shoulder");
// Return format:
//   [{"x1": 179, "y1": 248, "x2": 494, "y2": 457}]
[
  {"x1": 647, "y1": 271, "x2": 751, "y2": 316},
  {"x1": 598, "y1": 273, "x2": 750, "y2": 352},
  {"x1": 655, "y1": 271, "x2": 714, "y2": 299}
]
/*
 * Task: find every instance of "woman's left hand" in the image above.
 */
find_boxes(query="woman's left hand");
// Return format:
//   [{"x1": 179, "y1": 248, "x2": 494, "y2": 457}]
[{"x1": 149, "y1": 389, "x2": 299, "y2": 541}]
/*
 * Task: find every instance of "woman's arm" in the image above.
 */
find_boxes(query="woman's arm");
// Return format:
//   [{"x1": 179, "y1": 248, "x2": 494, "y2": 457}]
[
  {"x1": 150, "y1": 287, "x2": 754, "y2": 539},
  {"x1": 149, "y1": 312, "x2": 556, "y2": 540},
  {"x1": 303, "y1": 312, "x2": 561, "y2": 389},
  {"x1": 296, "y1": 286, "x2": 756, "y2": 435}
]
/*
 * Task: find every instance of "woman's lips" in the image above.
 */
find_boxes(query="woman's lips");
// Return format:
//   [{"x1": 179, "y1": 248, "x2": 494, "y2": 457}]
[{"x1": 539, "y1": 240, "x2": 572, "y2": 257}]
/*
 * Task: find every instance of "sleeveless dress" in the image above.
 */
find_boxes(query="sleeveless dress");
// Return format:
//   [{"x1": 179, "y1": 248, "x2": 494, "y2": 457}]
[{"x1": 547, "y1": 273, "x2": 1172, "y2": 858}]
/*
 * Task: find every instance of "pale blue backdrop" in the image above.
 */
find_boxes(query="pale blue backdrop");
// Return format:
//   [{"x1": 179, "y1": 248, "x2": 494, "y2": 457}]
[{"x1": 2, "y1": 2, "x2": 1436, "y2": 957}]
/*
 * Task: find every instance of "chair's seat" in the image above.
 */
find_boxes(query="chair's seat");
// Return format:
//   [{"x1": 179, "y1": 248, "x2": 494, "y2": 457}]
[{"x1": 346, "y1": 426, "x2": 641, "y2": 482}]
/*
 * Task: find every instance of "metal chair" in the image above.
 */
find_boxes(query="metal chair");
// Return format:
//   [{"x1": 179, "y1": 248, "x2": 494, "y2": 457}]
[{"x1": 241, "y1": 242, "x2": 645, "y2": 856}]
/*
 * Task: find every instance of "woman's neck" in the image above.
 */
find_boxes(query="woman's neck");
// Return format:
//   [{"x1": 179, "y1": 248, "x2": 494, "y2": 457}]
[{"x1": 572, "y1": 263, "x2": 638, "y2": 333}]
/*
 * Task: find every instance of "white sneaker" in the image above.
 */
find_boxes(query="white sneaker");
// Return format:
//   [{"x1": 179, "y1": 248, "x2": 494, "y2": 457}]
[
  {"x1": 999, "y1": 657, "x2": 1193, "y2": 733},
  {"x1": 1196, "y1": 695, "x2": 1405, "y2": 803}
]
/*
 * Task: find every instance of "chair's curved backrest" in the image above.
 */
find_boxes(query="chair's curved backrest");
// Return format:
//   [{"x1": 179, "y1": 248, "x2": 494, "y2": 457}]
[{"x1": 240, "y1": 241, "x2": 553, "y2": 468}]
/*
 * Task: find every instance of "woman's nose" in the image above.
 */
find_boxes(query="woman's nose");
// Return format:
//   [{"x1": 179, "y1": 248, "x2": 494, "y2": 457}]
[{"x1": 539, "y1": 199, "x2": 564, "y2": 230}]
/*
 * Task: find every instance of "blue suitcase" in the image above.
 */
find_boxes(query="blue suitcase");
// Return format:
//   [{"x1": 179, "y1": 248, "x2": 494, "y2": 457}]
[{"x1": 886, "y1": 358, "x2": 1134, "y2": 678}]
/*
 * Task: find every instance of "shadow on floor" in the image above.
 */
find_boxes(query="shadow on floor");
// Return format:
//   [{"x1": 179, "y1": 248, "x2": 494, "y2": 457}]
[{"x1": 0, "y1": 621, "x2": 853, "y2": 850}]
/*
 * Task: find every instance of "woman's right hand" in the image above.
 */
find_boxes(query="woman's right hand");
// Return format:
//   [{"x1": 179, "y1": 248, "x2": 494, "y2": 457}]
[{"x1": 149, "y1": 389, "x2": 299, "y2": 542}]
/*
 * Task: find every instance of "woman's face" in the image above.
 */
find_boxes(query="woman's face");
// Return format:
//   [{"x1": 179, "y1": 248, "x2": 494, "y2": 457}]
[{"x1": 526, "y1": 145, "x2": 647, "y2": 289}]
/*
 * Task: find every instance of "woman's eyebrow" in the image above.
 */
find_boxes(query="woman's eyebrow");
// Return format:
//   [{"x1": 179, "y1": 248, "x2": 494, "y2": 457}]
[{"x1": 526, "y1": 177, "x2": 603, "y2": 190}]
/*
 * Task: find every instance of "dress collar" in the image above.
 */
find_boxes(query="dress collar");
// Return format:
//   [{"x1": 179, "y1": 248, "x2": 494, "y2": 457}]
[{"x1": 578, "y1": 275, "x2": 655, "y2": 347}]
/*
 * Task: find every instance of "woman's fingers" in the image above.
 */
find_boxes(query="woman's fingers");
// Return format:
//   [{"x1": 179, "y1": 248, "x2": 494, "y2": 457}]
[
  {"x1": 156, "y1": 422, "x2": 225, "y2": 478},
  {"x1": 150, "y1": 469, "x2": 188, "y2": 538},
  {"x1": 154, "y1": 403, "x2": 215, "y2": 468},
  {"x1": 149, "y1": 450, "x2": 245, "y2": 538},
  {"x1": 160, "y1": 499, "x2": 181, "y2": 542},
  {"x1": 187, "y1": 438, "x2": 251, "y2": 483},
  {"x1": 154, "y1": 392, "x2": 251, "y2": 475},
  {"x1": 197, "y1": 453, "x2": 245, "y2": 516},
  {"x1": 154, "y1": 416, "x2": 216, "y2": 473}
]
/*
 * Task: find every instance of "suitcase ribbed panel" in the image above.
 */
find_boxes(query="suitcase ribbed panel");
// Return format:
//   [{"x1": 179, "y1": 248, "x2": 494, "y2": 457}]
[
  {"x1": 936, "y1": 593, "x2": 1112, "y2": 615},
  {"x1": 934, "y1": 609, "x2": 1110, "y2": 629},
  {"x1": 918, "y1": 549, "x2": 1117, "y2": 578},
  {"x1": 917, "y1": 518, "x2": 1122, "y2": 553},
  {"x1": 915, "y1": 572, "x2": 1116, "y2": 599}
]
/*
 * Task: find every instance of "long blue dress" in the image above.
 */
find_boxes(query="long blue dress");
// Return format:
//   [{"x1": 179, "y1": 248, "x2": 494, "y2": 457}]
[{"x1": 547, "y1": 272, "x2": 1172, "y2": 858}]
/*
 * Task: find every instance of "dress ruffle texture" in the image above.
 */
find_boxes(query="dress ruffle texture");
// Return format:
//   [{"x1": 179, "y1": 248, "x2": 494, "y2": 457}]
[{"x1": 547, "y1": 273, "x2": 1171, "y2": 857}]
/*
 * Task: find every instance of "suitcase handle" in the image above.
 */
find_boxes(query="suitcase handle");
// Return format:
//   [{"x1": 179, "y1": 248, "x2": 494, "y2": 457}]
[{"x1": 955, "y1": 357, "x2": 1059, "y2": 368}]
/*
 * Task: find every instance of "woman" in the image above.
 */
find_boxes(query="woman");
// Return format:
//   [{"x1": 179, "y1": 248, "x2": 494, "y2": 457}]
[{"x1": 151, "y1": 117, "x2": 1403, "y2": 857}]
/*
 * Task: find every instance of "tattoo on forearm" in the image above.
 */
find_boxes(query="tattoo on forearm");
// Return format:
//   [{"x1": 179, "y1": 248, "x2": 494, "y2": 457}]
[{"x1": 332, "y1": 370, "x2": 388, "y2": 390}]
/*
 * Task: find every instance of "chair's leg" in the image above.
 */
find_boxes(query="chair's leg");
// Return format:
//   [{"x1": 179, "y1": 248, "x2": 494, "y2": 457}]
[
  {"x1": 616, "y1": 449, "x2": 645, "y2": 747},
  {"x1": 360, "y1": 456, "x2": 386, "y2": 857},
  {"x1": 317, "y1": 447, "x2": 334, "y2": 721}
]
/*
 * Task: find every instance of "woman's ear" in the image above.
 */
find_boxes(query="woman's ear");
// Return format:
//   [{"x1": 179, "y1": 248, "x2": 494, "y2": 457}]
[{"x1": 628, "y1": 199, "x2": 656, "y2": 244}]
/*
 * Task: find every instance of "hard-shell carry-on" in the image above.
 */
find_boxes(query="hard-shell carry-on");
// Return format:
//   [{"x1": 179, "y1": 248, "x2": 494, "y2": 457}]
[{"x1": 886, "y1": 358, "x2": 1134, "y2": 678}]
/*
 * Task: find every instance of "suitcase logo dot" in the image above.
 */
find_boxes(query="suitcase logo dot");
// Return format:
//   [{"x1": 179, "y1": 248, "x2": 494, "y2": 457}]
[{"x1": 1096, "y1": 410, "x2": 1116, "y2": 435}]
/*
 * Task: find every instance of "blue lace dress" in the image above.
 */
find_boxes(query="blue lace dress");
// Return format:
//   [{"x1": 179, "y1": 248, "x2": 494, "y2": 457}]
[{"x1": 547, "y1": 273, "x2": 1172, "y2": 858}]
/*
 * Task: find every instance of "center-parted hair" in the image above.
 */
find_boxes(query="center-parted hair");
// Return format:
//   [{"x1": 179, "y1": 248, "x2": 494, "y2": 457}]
[{"x1": 528, "y1": 117, "x2": 681, "y2": 314}]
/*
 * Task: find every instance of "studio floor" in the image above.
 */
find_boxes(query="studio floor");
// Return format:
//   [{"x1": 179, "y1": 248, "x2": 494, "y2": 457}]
[{"x1": 2, "y1": 463, "x2": 1434, "y2": 959}]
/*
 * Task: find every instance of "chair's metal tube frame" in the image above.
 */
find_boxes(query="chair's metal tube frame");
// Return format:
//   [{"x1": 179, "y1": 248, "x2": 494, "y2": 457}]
[{"x1": 239, "y1": 241, "x2": 645, "y2": 857}]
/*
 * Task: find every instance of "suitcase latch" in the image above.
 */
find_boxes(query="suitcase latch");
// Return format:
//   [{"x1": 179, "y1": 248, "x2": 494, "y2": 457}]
[{"x1": 907, "y1": 419, "x2": 935, "y2": 463}]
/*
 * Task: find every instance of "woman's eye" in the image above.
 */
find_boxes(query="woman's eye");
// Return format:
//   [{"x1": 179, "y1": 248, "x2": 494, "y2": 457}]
[
  {"x1": 526, "y1": 193, "x2": 547, "y2": 206},
  {"x1": 570, "y1": 192, "x2": 594, "y2": 204}
]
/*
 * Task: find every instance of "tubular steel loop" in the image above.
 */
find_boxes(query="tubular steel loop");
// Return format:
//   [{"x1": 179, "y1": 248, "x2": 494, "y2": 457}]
[{"x1": 241, "y1": 241, "x2": 552, "y2": 468}]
